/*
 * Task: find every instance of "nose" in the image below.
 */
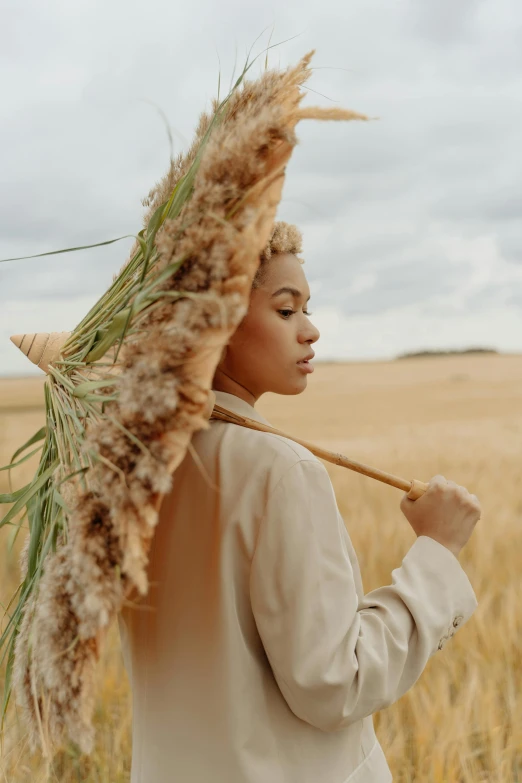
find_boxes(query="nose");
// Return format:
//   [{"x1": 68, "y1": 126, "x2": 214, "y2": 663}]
[{"x1": 301, "y1": 319, "x2": 320, "y2": 344}]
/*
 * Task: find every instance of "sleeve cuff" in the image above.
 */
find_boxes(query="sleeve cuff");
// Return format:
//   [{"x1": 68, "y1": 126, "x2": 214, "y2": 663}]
[{"x1": 404, "y1": 535, "x2": 478, "y2": 628}]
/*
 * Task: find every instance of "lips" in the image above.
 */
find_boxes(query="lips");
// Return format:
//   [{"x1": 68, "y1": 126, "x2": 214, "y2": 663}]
[{"x1": 296, "y1": 352, "x2": 315, "y2": 373}]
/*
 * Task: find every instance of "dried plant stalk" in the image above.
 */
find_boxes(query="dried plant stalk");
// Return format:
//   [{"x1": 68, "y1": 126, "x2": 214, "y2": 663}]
[{"x1": 4, "y1": 48, "x2": 369, "y2": 754}]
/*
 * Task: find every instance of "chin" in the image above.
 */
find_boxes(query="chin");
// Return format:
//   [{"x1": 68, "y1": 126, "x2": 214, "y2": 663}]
[{"x1": 273, "y1": 378, "x2": 308, "y2": 396}]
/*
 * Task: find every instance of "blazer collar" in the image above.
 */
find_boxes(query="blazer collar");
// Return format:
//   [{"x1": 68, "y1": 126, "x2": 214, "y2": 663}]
[{"x1": 212, "y1": 389, "x2": 272, "y2": 426}]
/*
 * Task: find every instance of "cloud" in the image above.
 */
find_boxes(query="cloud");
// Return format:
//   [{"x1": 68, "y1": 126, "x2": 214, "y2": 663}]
[
  {"x1": 311, "y1": 300, "x2": 522, "y2": 361},
  {"x1": 405, "y1": 0, "x2": 485, "y2": 45},
  {"x1": 1, "y1": 0, "x2": 522, "y2": 375}
]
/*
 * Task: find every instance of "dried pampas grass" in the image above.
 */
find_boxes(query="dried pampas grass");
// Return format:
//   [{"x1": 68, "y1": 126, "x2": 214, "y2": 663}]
[{"x1": 1, "y1": 48, "x2": 369, "y2": 754}]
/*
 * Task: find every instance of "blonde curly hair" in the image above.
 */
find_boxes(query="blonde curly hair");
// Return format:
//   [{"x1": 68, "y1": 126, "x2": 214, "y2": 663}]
[{"x1": 252, "y1": 220, "x2": 304, "y2": 289}]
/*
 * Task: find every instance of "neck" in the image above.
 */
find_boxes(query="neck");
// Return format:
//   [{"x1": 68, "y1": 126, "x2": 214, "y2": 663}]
[{"x1": 212, "y1": 367, "x2": 258, "y2": 407}]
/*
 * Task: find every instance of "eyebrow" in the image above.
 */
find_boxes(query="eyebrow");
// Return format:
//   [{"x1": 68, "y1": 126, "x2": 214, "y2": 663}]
[{"x1": 270, "y1": 286, "x2": 311, "y2": 302}]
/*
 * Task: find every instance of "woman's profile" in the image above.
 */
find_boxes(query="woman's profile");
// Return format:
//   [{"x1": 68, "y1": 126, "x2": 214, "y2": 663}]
[{"x1": 118, "y1": 220, "x2": 481, "y2": 783}]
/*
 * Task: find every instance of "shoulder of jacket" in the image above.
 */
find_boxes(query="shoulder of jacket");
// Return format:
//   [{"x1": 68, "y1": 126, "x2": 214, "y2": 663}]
[
  {"x1": 213, "y1": 418, "x2": 320, "y2": 467},
  {"x1": 258, "y1": 429, "x2": 321, "y2": 466},
  {"x1": 248, "y1": 431, "x2": 330, "y2": 502}
]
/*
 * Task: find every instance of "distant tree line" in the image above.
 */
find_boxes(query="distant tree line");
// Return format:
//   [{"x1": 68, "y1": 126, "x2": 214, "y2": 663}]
[{"x1": 396, "y1": 347, "x2": 499, "y2": 360}]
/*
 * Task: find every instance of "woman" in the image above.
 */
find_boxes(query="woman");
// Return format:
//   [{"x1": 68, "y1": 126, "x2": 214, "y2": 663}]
[{"x1": 118, "y1": 221, "x2": 480, "y2": 782}]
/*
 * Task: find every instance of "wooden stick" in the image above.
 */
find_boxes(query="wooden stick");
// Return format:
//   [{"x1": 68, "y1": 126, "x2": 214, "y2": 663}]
[{"x1": 210, "y1": 404, "x2": 428, "y2": 501}]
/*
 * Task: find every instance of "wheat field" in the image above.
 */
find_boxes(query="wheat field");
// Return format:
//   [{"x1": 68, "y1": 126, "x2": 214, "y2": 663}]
[{"x1": 1, "y1": 353, "x2": 521, "y2": 781}]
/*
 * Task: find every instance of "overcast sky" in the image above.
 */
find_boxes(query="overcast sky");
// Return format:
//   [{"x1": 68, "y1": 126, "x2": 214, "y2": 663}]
[{"x1": 1, "y1": 0, "x2": 522, "y2": 376}]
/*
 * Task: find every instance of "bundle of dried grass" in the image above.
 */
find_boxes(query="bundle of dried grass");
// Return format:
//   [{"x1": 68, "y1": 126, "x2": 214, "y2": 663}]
[{"x1": 1, "y1": 48, "x2": 369, "y2": 754}]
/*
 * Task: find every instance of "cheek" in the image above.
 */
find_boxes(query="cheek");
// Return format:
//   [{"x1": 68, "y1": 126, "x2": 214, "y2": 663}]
[
  {"x1": 236, "y1": 311, "x2": 286, "y2": 358},
  {"x1": 251, "y1": 312, "x2": 286, "y2": 351}
]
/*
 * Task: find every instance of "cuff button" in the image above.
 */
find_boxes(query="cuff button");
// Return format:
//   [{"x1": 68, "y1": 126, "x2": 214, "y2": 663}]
[{"x1": 453, "y1": 615, "x2": 464, "y2": 628}]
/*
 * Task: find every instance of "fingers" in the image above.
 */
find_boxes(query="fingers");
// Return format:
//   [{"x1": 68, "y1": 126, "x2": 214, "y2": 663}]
[
  {"x1": 429, "y1": 474, "x2": 448, "y2": 486},
  {"x1": 428, "y1": 474, "x2": 481, "y2": 514},
  {"x1": 401, "y1": 474, "x2": 481, "y2": 518}
]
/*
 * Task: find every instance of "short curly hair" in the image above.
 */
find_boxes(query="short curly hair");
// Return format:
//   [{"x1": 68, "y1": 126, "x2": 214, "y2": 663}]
[{"x1": 252, "y1": 220, "x2": 304, "y2": 289}]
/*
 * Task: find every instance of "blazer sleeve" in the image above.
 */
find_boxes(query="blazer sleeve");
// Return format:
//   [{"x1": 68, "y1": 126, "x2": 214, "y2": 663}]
[{"x1": 249, "y1": 457, "x2": 478, "y2": 732}]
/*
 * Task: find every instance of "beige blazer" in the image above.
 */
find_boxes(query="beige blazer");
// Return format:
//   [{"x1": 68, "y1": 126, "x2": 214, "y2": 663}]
[{"x1": 118, "y1": 390, "x2": 478, "y2": 783}]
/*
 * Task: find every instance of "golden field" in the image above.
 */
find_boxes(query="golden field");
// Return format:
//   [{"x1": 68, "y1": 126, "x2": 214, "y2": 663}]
[{"x1": 1, "y1": 353, "x2": 521, "y2": 781}]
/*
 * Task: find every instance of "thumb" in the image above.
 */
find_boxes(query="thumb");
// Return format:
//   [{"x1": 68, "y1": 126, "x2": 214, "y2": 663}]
[{"x1": 400, "y1": 492, "x2": 414, "y2": 508}]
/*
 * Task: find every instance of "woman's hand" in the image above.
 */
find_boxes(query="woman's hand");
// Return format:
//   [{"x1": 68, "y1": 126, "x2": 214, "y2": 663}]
[{"x1": 400, "y1": 474, "x2": 481, "y2": 559}]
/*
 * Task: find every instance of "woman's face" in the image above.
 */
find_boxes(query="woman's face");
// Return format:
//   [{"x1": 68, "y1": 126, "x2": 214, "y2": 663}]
[{"x1": 213, "y1": 253, "x2": 320, "y2": 403}]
